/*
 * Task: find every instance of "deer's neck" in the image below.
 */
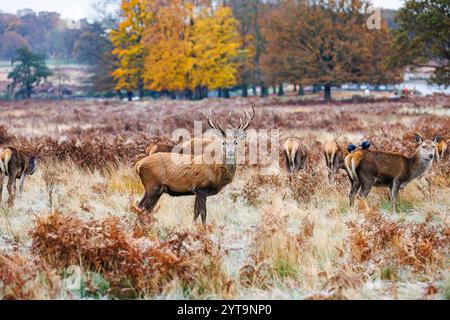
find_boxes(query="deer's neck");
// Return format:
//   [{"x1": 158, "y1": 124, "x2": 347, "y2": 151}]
[
  {"x1": 407, "y1": 152, "x2": 432, "y2": 182},
  {"x1": 215, "y1": 163, "x2": 236, "y2": 190}
]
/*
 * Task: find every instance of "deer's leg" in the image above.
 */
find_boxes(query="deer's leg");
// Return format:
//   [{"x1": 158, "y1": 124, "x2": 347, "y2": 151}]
[
  {"x1": 359, "y1": 179, "x2": 374, "y2": 199},
  {"x1": 0, "y1": 171, "x2": 3, "y2": 203},
  {"x1": 324, "y1": 152, "x2": 330, "y2": 170},
  {"x1": 19, "y1": 171, "x2": 26, "y2": 194},
  {"x1": 6, "y1": 172, "x2": 17, "y2": 207},
  {"x1": 391, "y1": 180, "x2": 401, "y2": 214},
  {"x1": 349, "y1": 180, "x2": 361, "y2": 207},
  {"x1": 284, "y1": 152, "x2": 291, "y2": 174},
  {"x1": 138, "y1": 185, "x2": 162, "y2": 212},
  {"x1": 194, "y1": 190, "x2": 208, "y2": 225}
]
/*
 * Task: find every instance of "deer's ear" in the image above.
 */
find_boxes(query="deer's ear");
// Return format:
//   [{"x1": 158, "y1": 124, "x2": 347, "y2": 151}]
[
  {"x1": 433, "y1": 134, "x2": 442, "y2": 143},
  {"x1": 415, "y1": 134, "x2": 423, "y2": 144}
]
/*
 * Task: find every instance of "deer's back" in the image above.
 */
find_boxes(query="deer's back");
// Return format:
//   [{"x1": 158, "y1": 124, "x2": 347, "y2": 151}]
[
  {"x1": 136, "y1": 153, "x2": 224, "y2": 193},
  {"x1": 359, "y1": 150, "x2": 409, "y2": 182}
]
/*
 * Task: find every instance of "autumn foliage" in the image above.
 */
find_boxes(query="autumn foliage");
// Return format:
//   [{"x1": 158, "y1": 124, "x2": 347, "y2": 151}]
[{"x1": 111, "y1": 0, "x2": 242, "y2": 99}]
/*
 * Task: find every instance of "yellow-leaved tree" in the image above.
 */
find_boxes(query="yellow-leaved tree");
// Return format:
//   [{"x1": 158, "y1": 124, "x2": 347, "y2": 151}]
[
  {"x1": 110, "y1": 0, "x2": 148, "y2": 99},
  {"x1": 142, "y1": 2, "x2": 242, "y2": 99},
  {"x1": 143, "y1": 0, "x2": 194, "y2": 94}
]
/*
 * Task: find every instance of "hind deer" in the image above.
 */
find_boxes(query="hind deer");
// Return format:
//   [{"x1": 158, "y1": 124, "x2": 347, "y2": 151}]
[
  {"x1": 434, "y1": 135, "x2": 447, "y2": 163},
  {"x1": 135, "y1": 106, "x2": 255, "y2": 225},
  {"x1": 0, "y1": 146, "x2": 37, "y2": 205},
  {"x1": 283, "y1": 138, "x2": 308, "y2": 174},
  {"x1": 324, "y1": 140, "x2": 348, "y2": 183},
  {"x1": 347, "y1": 134, "x2": 440, "y2": 213}
]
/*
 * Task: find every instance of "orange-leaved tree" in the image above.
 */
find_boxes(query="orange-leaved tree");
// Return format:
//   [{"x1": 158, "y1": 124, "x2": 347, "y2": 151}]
[
  {"x1": 142, "y1": 1, "x2": 242, "y2": 99},
  {"x1": 143, "y1": 0, "x2": 194, "y2": 94},
  {"x1": 110, "y1": 0, "x2": 149, "y2": 99},
  {"x1": 190, "y1": 6, "x2": 242, "y2": 98},
  {"x1": 261, "y1": 0, "x2": 401, "y2": 101}
]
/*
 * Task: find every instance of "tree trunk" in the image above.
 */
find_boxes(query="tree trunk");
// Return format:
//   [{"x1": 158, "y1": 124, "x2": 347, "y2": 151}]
[
  {"x1": 117, "y1": 90, "x2": 124, "y2": 100},
  {"x1": 293, "y1": 84, "x2": 297, "y2": 92},
  {"x1": 186, "y1": 89, "x2": 193, "y2": 100},
  {"x1": 195, "y1": 86, "x2": 203, "y2": 100},
  {"x1": 324, "y1": 84, "x2": 332, "y2": 101},
  {"x1": 272, "y1": 85, "x2": 276, "y2": 95},
  {"x1": 260, "y1": 86, "x2": 268, "y2": 97},
  {"x1": 298, "y1": 86, "x2": 304, "y2": 96},
  {"x1": 223, "y1": 88, "x2": 230, "y2": 99},
  {"x1": 278, "y1": 84, "x2": 284, "y2": 96},
  {"x1": 218, "y1": 88, "x2": 223, "y2": 98},
  {"x1": 252, "y1": 86, "x2": 257, "y2": 96},
  {"x1": 26, "y1": 85, "x2": 32, "y2": 99},
  {"x1": 202, "y1": 86, "x2": 208, "y2": 99},
  {"x1": 242, "y1": 84, "x2": 248, "y2": 98},
  {"x1": 138, "y1": 78, "x2": 144, "y2": 99},
  {"x1": 127, "y1": 91, "x2": 133, "y2": 102},
  {"x1": 170, "y1": 91, "x2": 176, "y2": 100}
]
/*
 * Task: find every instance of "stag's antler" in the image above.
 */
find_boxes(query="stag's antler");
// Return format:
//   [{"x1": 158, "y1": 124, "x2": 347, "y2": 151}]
[
  {"x1": 227, "y1": 105, "x2": 255, "y2": 131},
  {"x1": 203, "y1": 107, "x2": 226, "y2": 136}
]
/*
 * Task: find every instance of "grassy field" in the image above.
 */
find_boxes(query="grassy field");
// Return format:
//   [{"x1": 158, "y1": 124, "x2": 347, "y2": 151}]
[{"x1": 0, "y1": 95, "x2": 449, "y2": 300}]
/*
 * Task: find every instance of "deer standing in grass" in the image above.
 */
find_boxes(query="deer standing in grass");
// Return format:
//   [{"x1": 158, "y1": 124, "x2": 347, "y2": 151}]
[
  {"x1": 347, "y1": 134, "x2": 439, "y2": 213},
  {"x1": 135, "y1": 106, "x2": 255, "y2": 225},
  {"x1": 283, "y1": 138, "x2": 308, "y2": 174},
  {"x1": 434, "y1": 135, "x2": 447, "y2": 163},
  {"x1": 324, "y1": 140, "x2": 348, "y2": 183},
  {"x1": 0, "y1": 146, "x2": 37, "y2": 205}
]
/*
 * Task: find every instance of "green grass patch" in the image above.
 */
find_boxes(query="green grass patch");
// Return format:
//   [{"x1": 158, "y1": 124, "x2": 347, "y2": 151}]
[
  {"x1": 274, "y1": 259, "x2": 298, "y2": 279},
  {"x1": 379, "y1": 199, "x2": 415, "y2": 213},
  {"x1": 380, "y1": 265, "x2": 398, "y2": 281}
]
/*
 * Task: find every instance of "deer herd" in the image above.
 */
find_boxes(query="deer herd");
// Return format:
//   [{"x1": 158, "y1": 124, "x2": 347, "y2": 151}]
[{"x1": 0, "y1": 105, "x2": 447, "y2": 225}]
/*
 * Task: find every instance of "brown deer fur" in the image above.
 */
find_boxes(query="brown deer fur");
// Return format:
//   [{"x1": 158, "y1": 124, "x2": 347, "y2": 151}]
[
  {"x1": 348, "y1": 134, "x2": 439, "y2": 213},
  {"x1": 345, "y1": 150, "x2": 364, "y2": 181},
  {"x1": 324, "y1": 140, "x2": 348, "y2": 182},
  {"x1": 146, "y1": 143, "x2": 175, "y2": 155},
  {"x1": 283, "y1": 138, "x2": 308, "y2": 174},
  {"x1": 0, "y1": 146, "x2": 37, "y2": 205},
  {"x1": 434, "y1": 137, "x2": 447, "y2": 163},
  {"x1": 146, "y1": 139, "x2": 216, "y2": 156},
  {"x1": 135, "y1": 106, "x2": 255, "y2": 225}
]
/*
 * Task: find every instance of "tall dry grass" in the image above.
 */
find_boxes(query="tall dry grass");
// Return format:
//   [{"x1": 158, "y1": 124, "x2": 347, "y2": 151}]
[{"x1": 0, "y1": 95, "x2": 449, "y2": 299}]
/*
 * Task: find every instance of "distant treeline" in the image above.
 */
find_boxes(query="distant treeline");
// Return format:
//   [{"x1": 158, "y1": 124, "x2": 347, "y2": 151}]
[
  {"x1": 0, "y1": 9, "x2": 87, "y2": 61},
  {"x1": 2, "y1": 1, "x2": 448, "y2": 100}
]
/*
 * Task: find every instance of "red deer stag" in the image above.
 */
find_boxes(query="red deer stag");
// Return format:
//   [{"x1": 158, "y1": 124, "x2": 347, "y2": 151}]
[
  {"x1": 135, "y1": 106, "x2": 255, "y2": 225},
  {"x1": 283, "y1": 138, "x2": 308, "y2": 174},
  {"x1": 348, "y1": 134, "x2": 439, "y2": 213},
  {"x1": 0, "y1": 146, "x2": 37, "y2": 205}
]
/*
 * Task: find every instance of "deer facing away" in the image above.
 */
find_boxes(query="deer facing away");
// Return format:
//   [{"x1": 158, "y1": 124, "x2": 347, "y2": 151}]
[
  {"x1": 283, "y1": 138, "x2": 308, "y2": 174},
  {"x1": 0, "y1": 146, "x2": 37, "y2": 205},
  {"x1": 434, "y1": 135, "x2": 447, "y2": 163},
  {"x1": 348, "y1": 134, "x2": 439, "y2": 213},
  {"x1": 324, "y1": 140, "x2": 348, "y2": 183},
  {"x1": 135, "y1": 106, "x2": 255, "y2": 225}
]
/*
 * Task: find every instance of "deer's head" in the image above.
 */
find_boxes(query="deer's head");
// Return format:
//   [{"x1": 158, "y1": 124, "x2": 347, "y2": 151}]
[
  {"x1": 203, "y1": 106, "x2": 255, "y2": 165},
  {"x1": 415, "y1": 133, "x2": 440, "y2": 162}
]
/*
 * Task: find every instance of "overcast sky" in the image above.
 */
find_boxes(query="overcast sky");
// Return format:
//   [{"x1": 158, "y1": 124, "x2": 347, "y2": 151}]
[{"x1": 0, "y1": 0, "x2": 405, "y2": 20}]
